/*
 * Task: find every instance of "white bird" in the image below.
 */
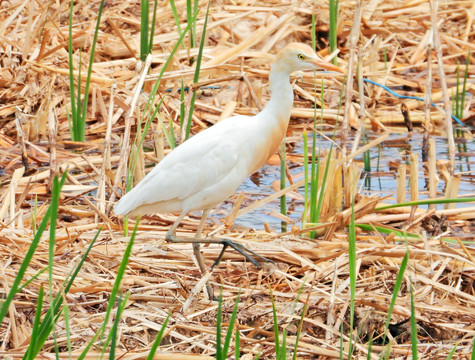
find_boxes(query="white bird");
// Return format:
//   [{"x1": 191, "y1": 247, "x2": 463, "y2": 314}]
[{"x1": 114, "y1": 43, "x2": 342, "y2": 297}]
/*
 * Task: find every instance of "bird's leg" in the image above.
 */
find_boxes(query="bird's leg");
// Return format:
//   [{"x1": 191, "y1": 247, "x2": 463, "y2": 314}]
[
  {"x1": 166, "y1": 211, "x2": 273, "y2": 277},
  {"x1": 165, "y1": 210, "x2": 215, "y2": 299},
  {"x1": 192, "y1": 210, "x2": 215, "y2": 299}
]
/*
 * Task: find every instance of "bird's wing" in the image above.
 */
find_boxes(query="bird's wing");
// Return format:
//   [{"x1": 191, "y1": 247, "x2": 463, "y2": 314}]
[{"x1": 114, "y1": 123, "x2": 244, "y2": 215}]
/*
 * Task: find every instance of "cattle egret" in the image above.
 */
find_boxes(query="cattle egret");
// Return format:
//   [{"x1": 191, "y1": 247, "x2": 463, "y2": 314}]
[{"x1": 114, "y1": 43, "x2": 343, "y2": 297}]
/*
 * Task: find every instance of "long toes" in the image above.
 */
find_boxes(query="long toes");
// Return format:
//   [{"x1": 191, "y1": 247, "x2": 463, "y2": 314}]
[{"x1": 221, "y1": 239, "x2": 273, "y2": 267}]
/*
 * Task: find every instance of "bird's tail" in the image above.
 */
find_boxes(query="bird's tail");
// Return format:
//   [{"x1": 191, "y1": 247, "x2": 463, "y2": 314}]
[{"x1": 113, "y1": 191, "x2": 134, "y2": 216}]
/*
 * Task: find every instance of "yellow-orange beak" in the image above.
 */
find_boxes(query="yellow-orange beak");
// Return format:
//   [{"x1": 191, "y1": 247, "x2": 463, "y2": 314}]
[{"x1": 311, "y1": 55, "x2": 345, "y2": 74}]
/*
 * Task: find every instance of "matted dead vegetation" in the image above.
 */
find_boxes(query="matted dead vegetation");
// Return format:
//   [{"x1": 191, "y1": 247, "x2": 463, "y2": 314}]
[{"x1": 1, "y1": 0, "x2": 475, "y2": 359}]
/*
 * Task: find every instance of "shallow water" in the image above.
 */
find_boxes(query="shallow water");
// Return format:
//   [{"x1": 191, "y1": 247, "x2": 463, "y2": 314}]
[{"x1": 217, "y1": 130, "x2": 475, "y2": 231}]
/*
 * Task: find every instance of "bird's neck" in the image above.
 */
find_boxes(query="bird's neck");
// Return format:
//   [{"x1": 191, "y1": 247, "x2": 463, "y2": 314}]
[
  {"x1": 245, "y1": 65, "x2": 294, "y2": 173},
  {"x1": 263, "y1": 66, "x2": 294, "y2": 120}
]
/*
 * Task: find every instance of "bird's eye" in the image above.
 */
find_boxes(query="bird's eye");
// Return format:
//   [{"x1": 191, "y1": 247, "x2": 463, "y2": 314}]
[{"x1": 298, "y1": 54, "x2": 305, "y2": 60}]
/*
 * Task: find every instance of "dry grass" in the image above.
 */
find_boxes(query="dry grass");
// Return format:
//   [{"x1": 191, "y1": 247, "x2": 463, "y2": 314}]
[{"x1": 1, "y1": 0, "x2": 475, "y2": 358}]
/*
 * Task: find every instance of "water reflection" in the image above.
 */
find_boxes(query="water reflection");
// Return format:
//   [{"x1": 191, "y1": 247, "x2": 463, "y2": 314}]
[{"x1": 218, "y1": 131, "x2": 475, "y2": 231}]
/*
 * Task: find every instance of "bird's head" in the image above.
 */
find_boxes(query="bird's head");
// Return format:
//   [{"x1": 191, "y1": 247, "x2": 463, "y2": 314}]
[{"x1": 273, "y1": 43, "x2": 344, "y2": 74}]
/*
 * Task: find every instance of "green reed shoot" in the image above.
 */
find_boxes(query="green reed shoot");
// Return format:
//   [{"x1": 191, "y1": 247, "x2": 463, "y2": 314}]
[
  {"x1": 24, "y1": 228, "x2": 100, "y2": 359},
  {"x1": 348, "y1": 201, "x2": 357, "y2": 356},
  {"x1": 146, "y1": 312, "x2": 171, "y2": 360},
  {"x1": 383, "y1": 248, "x2": 409, "y2": 342},
  {"x1": 216, "y1": 290, "x2": 241, "y2": 360},
  {"x1": 376, "y1": 196, "x2": 475, "y2": 211},
  {"x1": 452, "y1": 52, "x2": 471, "y2": 171},
  {"x1": 77, "y1": 220, "x2": 139, "y2": 360},
  {"x1": 303, "y1": 131, "x2": 309, "y2": 224},
  {"x1": 304, "y1": 76, "x2": 345, "y2": 237},
  {"x1": 185, "y1": 0, "x2": 210, "y2": 140},
  {"x1": 180, "y1": 78, "x2": 186, "y2": 133},
  {"x1": 141, "y1": 12, "x2": 198, "y2": 146},
  {"x1": 292, "y1": 282, "x2": 309, "y2": 360},
  {"x1": 339, "y1": 323, "x2": 344, "y2": 360},
  {"x1": 410, "y1": 279, "x2": 418, "y2": 360},
  {"x1": 187, "y1": 0, "x2": 200, "y2": 50},
  {"x1": 355, "y1": 224, "x2": 419, "y2": 239},
  {"x1": 63, "y1": 301, "x2": 73, "y2": 359},
  {"x1": 126, "y1": 96, "x2": 166, "y2": 194},
  {"x1": 452, "y1": 52, "x2": 470, "y2": 121},
  {"x1": 270, "y1": 288, "x2": 288, "y2": 360},
  {"x1": 445, "y1": 345, "x2": 457, "y2": 360},
  {"x1": 329, "y1": 0, "x2": 339, "y2": 65},
  {"x1": 109, "y1": 294, "x2": 130, "y2": 360},
  {"x1": 67, "y1": 0, "x2": 105, "y2": 142},
  {"x1": 280, "y1": 141, "x2": 287, "y2": 232},
  {"x1": 306, "y1": 80, "x2": 324, "y2": 238},
  {"x1": 366, "y1": 335, "x2": 373, "y2": 360},
  {"x1": 235, "y1": 324, "x2": 240, "y2": 360},
  {"x1": 28, "y1": 286, "x2": 44, "y2": 360},
  {"x1": 32, "y1": 194, "x2": 37, "y2": 236},
  {"x1": 0, "y1": 172, "x2": 65, "y2": 324},
  {"x1": 140, "y1": 0, "x2": 158, "y2": 61},
  {"x1": 363, "y1": 135, "x2": 371, "y2": 172}
]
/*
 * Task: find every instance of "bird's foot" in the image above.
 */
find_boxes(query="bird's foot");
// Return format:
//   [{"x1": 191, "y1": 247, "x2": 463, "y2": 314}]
[{"x1": 211, "y1": 239, "x2": 273, "y2": 269}]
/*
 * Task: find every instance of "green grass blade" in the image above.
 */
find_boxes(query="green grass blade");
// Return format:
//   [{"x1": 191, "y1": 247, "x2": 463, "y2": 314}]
[
  {"x1": 270, "y1": 288, "x2": 281, "y2": 358},
  {"x1": 355, "y1": 224, "x2": 419, "y2": 239},
  {"x1": 0, "y1": 173, "x2": 64, "y2": 323},
  {"x1": 180, "y1": 78, "x2": 186, "y2": 132},
  {"x1": 17, "y1": 267, "x2": 47, "y2": 294},
  {"x1": 126, "y1": 96, "x2": 166, "y2": 192},
  {"x1": 186, "y1": 0, "x2": 193, "y2": 47},
  {"x1": 302, "y1": 130, "x2": 309, "y2": 227},
  {"x1": 146, "y1": 311, "x2": 171, "y2": 360},
  {"x1": 149, "y1": 0, "x2": 158, "y2": 54},
  {"x1": 77, "y1": 221, "x2": 138, "y2": 360},
  {"x1": 140, "y1": 0, "x2": 149, "y2": 61},
  {"x1": 409, "y1": 280, "x2": 418, "y2": 360},
  {"x1": 375, "y1": 196, "x2": 475, "y2": 211},
  {"x1": 278, "y1": 330, "x2": 287, "y2": 360},
  {"x1": 79, "y1": 0, "x2": 105, "y2": 141},
  {"x1": 384, "y1": 249, "x2": 409, "y2": 338},
  {"x1": 329, "y1": 0, "x2": 339, "y2": 65},
  {"x1": 366, "y1": 334, "x2": 373, "y2": 360},
  {"x1": 216, "y1": 289, "x2": 223, "y2": 359},
  {"x1": 460, "y1": 51, "x2": 470, "y2": 121},
  {"x1": 168, "y1": 0, "x2": 183, "y2": 41},
  {"x1": 68, "y1": 0, "x2": 77, "y2": 140},
  {"x1": 235, "y1": 323, "x2": 240, "y2": 360},
  {"x1": 315, "y1": 143, "x2": 333, "y2": 222},
  {"x1": 141, "y1": 12, "x2": 198, "y2": 137},
  {"x1": 348, "y1": 202, "x2": 356, "y2": 332},
  {"x1": 292, "y1": 283, "x2": 308, "y2": 360},
  {"x1": 27, "y1": 286, "x2": 44, "y2": 360},
  {"x1": 223, "y1": 292, "x2": 240, "y2": 359},
  {"x1": 68, "y1": 0, "x2": 105, "y2": 141},
  {"x1": 108, "y1": 294, "x2": 130, "y2": 360},
  {"x1": 63, "y1": 301, "x2": 73, "y2": 360},
  {"x1": 339, "y1": 323, "x2": 344, "y2": 360},
  {"x1": 185, "y1": 0, "x2": 210, "y2": 140},
  {"x1": 280, "y1": 141, "x2": 287, "y2": 232},
  {"x1": 454, "y1": 63, "x2": 460, "y2": 119},
  {"x1": 26, "y1": 226, "x2": 101, "y2": 358},
  {"x1": 445, "y1": 344, "x2": 457, "y2": 360},
  {"x1": 311, "y1": 14, "x2": 316, "y2": 49}
]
